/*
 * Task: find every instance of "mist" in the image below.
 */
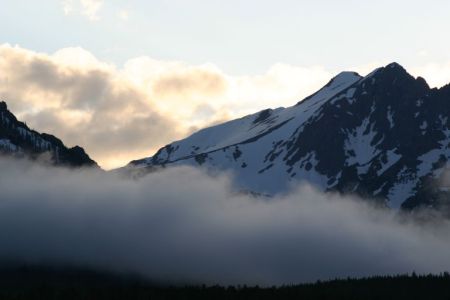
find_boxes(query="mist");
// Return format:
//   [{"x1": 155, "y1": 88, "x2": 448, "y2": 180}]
[{"x1": 0, "y1": 157, "x2": 449, "y2": 285}]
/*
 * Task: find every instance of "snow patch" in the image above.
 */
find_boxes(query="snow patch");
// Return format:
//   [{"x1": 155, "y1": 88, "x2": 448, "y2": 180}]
[
  {"x1": 344, "y1": 118, "x2": 381, "y2": 173},
  {"x1": 420, "y1": 121, "x2": 427, "y2": 130},
  {"x1": 377, "y1": 150, "x2": 401, "y2": 176},
  {"x1": 387, "y1": 168, "x2": 418, "y2": 209},
  {"x1": 387, "y1": 106, "x2": 394, "y2": 129}
]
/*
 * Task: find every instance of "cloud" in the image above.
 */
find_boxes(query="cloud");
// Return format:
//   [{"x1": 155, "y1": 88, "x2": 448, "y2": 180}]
[
  {"x1": 0, "y1": 157, "x2": 450, "y2": 286},
  {"x1": 411, "y1": 62, "x2": 450, "y2": 88},
  {"x1": 0, "y1": 45, "x2": 181, "y2": 169},
  {"x1": 81, "y1": 0, "x2": 103, "y2": 20},
  {"x1": 3, "y1": 44, "x2": 447, "y2": 169},
  {"x1": 153, "y1": 68, "x2": 227, "y2": 98},
  {"x1": 0, "y1": 44, "x2": 333, "y2": 169},
  {"x1": 62, "y1": 0, "x2": 104, "y2": 21}
]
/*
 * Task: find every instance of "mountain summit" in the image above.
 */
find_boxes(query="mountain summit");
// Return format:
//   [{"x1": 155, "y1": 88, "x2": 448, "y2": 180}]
[
  {"x1": 0, "y1": 101, "x2": 98, "y2": 168},
  {"x1": 125, "y1": 63, "x2": 449, "y2": 211}
]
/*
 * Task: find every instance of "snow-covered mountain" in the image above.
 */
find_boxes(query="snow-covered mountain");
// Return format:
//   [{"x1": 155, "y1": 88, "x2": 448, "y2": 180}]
[
  {"x1": 0, "y1": 101, "x2": 98, "y2": 168},
  {"x1": 126, "y1": 63, "x2": 449, "y2": 210}
]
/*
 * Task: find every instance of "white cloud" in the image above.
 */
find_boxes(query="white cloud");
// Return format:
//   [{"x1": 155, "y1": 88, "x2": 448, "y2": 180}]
[
  {"x1": 0, "y1": 45, "x2": 324, "y2": 168},
  {"x1": 411, "y1": 62, "x2": 450, "y2": 88},
  {"x1": 2, "y1": 44, "x2": 448, "y2": 169},
  {"x1": 0, "y1": 45, "x2": 332, "y2": 168},
  {"x1": 80, "y1": 0, "x2": 103, "y2": 20},
  {"x1": 123, "y1": 57, "x2": 333, "y2": 130},
  {"x1": 0, "y1": 45, "x2": 180, "y2": 169},
  {"x1": 61, "y1": 0, "x2": 104, "y2": 21}
]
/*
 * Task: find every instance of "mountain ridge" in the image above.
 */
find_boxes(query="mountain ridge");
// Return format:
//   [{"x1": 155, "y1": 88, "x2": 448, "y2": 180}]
[
  {"x1": 0, "y1": 101, "x2": 98, "y2": 168},
  {"x1": 125, "y1": 62, "x2": 450, "y2": 211}
]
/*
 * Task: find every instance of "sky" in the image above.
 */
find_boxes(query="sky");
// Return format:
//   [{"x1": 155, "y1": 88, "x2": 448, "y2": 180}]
[{"x1": 1, "y1": 0, "x2": 450, "y2": 169}]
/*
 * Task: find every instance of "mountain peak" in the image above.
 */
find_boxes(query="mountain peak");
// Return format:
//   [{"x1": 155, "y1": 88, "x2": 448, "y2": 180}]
[
  {"x1": 364, "y1": 62, "x2": 408, "y2": 78},
  {"x1": 363, "y1": 62, "x2": 423, "y2": 87},
  {"x1": 296, "y1": 71, "x2": 361, "y2": 106},
  {"x1": 386, "y1": 62, "x2": 405, "y2": 70},
  {"x1": 337, "y1": 70, "x2": 361, "y2": 77},
  {"x1": 327, "y1": 71, "x2": 362, "y2": 87},
  {"x1": 378, "y1": 62, "x2": 412, "y2": 78},
  {"x1": 0, "y1": 101, "x2": 7, "y2": 111}
]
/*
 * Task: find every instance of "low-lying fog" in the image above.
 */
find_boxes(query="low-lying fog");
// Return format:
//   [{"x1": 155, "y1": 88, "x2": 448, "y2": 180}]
[{"x1": 0, "y1": 158, "x2": 449, "y2": 285}]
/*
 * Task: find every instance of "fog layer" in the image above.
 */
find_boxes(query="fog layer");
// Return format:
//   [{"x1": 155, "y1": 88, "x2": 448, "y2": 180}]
[{"x1": 0, "y1": 158, "x2": 449, "y2": 285}]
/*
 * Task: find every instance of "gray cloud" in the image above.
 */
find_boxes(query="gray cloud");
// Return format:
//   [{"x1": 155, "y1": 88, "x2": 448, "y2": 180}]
[
  {"x1": 2, "y1": 44, "x2": 450, "y2": 169},
  {"x1": 0, "y1": 45, "x2": 339, "y2": 168},
  {"x1": 153, "y1": 68, "x2": 228, "y2": 98},
  {"x1": 0, "y1": 45, "x2": 181, "y2": 168},
  {"x1": 0, "y1": 157, "x2": 450, "y2": 286}
]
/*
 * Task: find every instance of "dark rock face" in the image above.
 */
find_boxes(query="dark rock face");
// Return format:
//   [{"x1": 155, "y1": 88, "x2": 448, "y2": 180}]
[
  {"x1": 127, "y1": 63, "x2": 449, "y2": 211},
  {"x1": 0, "y1": 101, "x2": 7, "y2": 111},
  {"x1": 283, "y1": 63, "x2": 449, "y2": 209},
  {"x1": 0, "y1": 101, "x2": 98, "y2": 168}
]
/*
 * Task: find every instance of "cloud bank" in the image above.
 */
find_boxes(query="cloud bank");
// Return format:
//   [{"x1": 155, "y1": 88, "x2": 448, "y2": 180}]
[
  {"x1": 2, "y1": 44, "x2": 450, "y2": 169},
  {"x1": 0, "y1": 44, "x2": 333, "y2": 168},
  {"x1": 0, "y1": 157, "x2": 450, "y2": 286}
]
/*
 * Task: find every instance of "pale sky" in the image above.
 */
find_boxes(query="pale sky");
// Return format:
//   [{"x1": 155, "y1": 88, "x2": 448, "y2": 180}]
[{"x1": 1, "y1": 0, "x2": 450, "y2": 169}]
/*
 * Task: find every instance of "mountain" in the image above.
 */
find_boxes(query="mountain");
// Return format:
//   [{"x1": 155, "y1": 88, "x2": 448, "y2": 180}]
[
  {"x1": 0, "y1": 101, "x2": 98, "y2": 168},
  {"x1": 125, "y1": 63, "x2": 449, "y2": 211}
]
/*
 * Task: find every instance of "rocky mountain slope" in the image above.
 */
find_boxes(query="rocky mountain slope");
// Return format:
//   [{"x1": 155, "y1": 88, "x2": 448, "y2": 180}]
[
  {"x1": 0, "y1": 101, "x2": 98, "y2": 168},
  {"x1": 126, "y1": 63, "x2": 449, "y2": 210}
]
